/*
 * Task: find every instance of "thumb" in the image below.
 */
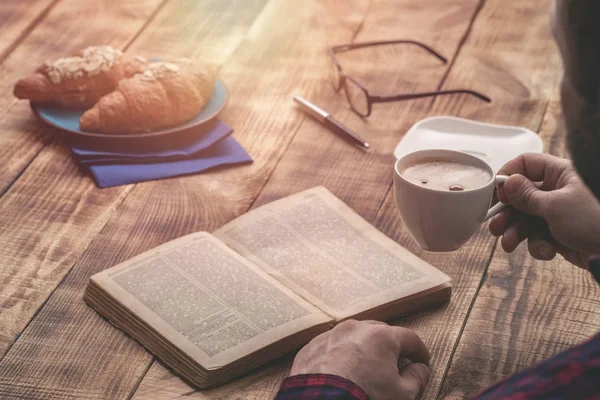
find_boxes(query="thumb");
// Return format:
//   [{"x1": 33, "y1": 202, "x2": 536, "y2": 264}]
[
  {"x1": 503, "y1": 174, "x2": 549, "y2": 217},
  {"x1": 397, "y1": 363, "x2": 430, "y2": 399}
]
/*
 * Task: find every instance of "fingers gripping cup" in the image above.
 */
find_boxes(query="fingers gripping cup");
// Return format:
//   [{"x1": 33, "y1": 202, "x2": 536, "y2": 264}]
[{"x1": 393, "y1": 149, "x2": 508, "y2": 252}]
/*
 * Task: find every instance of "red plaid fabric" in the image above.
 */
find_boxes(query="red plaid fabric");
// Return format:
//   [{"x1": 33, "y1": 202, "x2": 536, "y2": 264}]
[
  {"x1": 275, "y1": 374, "x2": 368, "y2": 400},
  {"x1": 275, "y1": 256, "x2": 600, "y2": 399}
]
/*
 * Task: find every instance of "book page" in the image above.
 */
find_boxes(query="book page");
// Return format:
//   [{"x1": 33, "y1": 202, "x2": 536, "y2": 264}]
[
  {"x1": 90, "y1": 232, "x2": 332, "y2": 369},
  {"x1": 215, "y1": 187, "x2": 450, "y2": 320}
]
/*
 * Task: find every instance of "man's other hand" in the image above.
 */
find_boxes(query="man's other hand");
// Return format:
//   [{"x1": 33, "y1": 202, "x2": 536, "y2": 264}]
[{"x1": 290, "y1": 320, "x2": 431, "y2": 400}]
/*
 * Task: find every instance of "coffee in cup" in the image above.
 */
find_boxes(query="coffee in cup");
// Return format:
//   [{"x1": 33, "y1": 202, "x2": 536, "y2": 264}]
[
  {"x1": 393, "y1": 149, "x2": 508, "y2": 252},
  {"x1": 399, "y1": 159, "x2": 493, "y2": 192}
]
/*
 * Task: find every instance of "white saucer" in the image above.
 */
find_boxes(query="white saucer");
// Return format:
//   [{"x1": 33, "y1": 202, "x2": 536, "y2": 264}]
[{"x1": 393, "y1": 116, "x2": 544, "y2": 172}]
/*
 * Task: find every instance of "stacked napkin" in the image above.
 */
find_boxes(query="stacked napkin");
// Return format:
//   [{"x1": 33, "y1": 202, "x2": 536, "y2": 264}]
[{"x1": 68, "y1": 120, "x2": 252, "y2": 188}]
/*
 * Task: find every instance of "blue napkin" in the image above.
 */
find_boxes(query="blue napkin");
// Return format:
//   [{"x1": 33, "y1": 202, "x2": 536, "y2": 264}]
[{"x1": 69, "y1": 120, "x2": 252, "y2": 188}]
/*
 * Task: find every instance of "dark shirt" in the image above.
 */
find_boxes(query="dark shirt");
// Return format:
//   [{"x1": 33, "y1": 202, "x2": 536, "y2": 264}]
[{"x1": 275, "y1": 256, "x2": 600, "y2": 399}]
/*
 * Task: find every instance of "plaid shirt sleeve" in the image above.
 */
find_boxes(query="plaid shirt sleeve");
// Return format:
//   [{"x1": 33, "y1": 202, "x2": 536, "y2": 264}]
[
  {"x1": 274, "y1": 374, "x2": 368, "y2": 400},
  {"x1": 275, "y1": 256, "x2": 600, "y2": 400}
]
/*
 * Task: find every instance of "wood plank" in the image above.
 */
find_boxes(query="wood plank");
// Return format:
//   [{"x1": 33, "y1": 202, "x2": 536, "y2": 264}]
[
  {"x1": 0, "y1": 0, "x2": 373, "y2": 398},
  {"x1": 133, "y1": 357, "x2": 294, "y2": 399},
  {"x1": 0, "y1": 0, "x2": 166, "y2": 194},
  {"x1": 133, "y1": 0, "x2": 487, "y2": 398},
  {"x1": 0, "y1": 0, "x2": 59, "y2": 62},
  {"x1": 0, "y1": 1, "x2": 564, "y2": 400},
  {"x1": 441, "y1": 252, "x2": 600, "y2": 399},
  {"x1": 249, "y1": 0, "x2": 563, "y2": 398},
  {"x1": 205, "y1": 0, "x2": 562, "y2": 399},
  {"x1": 252, "y1": 0, "x2": 484, "y2": 213},
  {"x1": 437, "y1": 99, "x2": 600, "y2": 398},
  {"x1": 394, "y1": 0, "x2": 563, "y2": 398},
  {"x1": 429, "y1": 1, "x2": 562, "y2": 124},
  {"x1": 0, "y1": 0, "x2": 166, "y2": 359},
  {"x1": 539, "y1": 100, "x2": 569, "y2": 158},
  {"x1": 0, "y1": 0, "x2": 328, "y2": 398},
  {"x1": 0, "y1": 0, "x2": 267, "y2": 386}
]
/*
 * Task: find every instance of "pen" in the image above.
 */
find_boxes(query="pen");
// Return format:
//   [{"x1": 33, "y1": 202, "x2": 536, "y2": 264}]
[{"x1": 293, "y1": 96, "x2": 370, "y2": 149}]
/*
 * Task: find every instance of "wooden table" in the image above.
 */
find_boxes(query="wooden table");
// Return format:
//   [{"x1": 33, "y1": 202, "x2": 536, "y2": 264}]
[{"x1": 1, "y1": 0, "x2": 599, "y2": 398}]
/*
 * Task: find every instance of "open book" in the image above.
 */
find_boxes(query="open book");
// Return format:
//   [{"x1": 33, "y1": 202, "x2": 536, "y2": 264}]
[{"x1": 84, "y1": 187, "x2": 451, "y2": 389}]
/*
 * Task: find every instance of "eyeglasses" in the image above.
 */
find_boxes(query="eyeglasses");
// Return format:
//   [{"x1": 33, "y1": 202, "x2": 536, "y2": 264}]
[{"x1": 328, "y1": 40, "x2": 491, "y2": 117}]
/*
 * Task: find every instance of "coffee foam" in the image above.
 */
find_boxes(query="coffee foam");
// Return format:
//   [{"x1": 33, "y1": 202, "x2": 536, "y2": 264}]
[{"x1": 400, "y1": 158, "x2": 492, "y2": 191}]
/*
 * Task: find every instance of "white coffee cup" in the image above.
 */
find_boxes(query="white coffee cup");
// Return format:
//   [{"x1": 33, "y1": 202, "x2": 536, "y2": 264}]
[{"x1": 393, "y1": 149, "x2": 508, "y2": 252}]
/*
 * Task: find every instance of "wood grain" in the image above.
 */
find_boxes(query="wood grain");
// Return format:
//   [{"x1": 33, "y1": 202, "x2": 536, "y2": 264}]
[
  {"x1": 253, "y1": 0, "x2": 484, "y2": 214},
  {"x1": 438, "y1": 98, "x2": 600, "y2": 398},
  {"x1": 0, "y1": 0, "x2": 269, "y2": 364},
  {"x1": 361, "y1": 0, "x2": 563, "y2": 398},
  {"x1": 225, "y1": 0, "x2": 508, "y2": 399},
  {"x1": 0, "y1": 0, "x2": 165, "y2": 359},
  {"x1": 0, "y1": 0, "x2": 165, "y2": 194},
  {"x1": 0, "y1": 0, "x2": 58, "y2": 62},
  {"x1": 0, "y1": 0, "x2": 376, "y2": 398},
  {"x1": 134, "y1": 357, "x2": 294, "y2": 399},
  {"x1": 132, "y1": 0, "x2": 486, "y2": 398},
  {"x1": 0, "y1": 0, "x2": 319, "y2": 398},
  {"x1": 440, "y1": 252, "x2": 600, "y2": 399},
  {"x1": 0, "y1": 0, "x2": 571, "y2": 399},
  {"x1": 539, "y1": 99, "x2": 569, "y2": 158},
  {"x1": 430, "y1": 1, "x2": 562, "y2": 125}
]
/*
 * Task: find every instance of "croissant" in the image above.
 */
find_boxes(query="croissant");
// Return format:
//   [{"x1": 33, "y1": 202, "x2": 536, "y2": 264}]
[
  {"x1": 80, "y1": 59, "x2": 215, "y2": 134},
  {"x1": 14, "y1": 46, "x2": 147, "y2": 109}
]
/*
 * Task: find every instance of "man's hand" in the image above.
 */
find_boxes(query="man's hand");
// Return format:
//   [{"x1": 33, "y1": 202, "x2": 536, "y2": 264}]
[
  {"x1": 290, "y1": 320, "x2": 431, "y2": 400},
  {"x1": 489, "y1": 153, "x2": 600, "y2": 268}
]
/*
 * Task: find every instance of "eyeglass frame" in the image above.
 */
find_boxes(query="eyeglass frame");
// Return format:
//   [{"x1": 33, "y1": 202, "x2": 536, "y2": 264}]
[{"x1": 328, "y1": 39, "x2": 491, "y2": 117}]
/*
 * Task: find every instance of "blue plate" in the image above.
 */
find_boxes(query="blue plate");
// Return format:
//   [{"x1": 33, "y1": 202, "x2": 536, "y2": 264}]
[{"x1": 31, "y1": 78, "x2": 228, "y2": 145}]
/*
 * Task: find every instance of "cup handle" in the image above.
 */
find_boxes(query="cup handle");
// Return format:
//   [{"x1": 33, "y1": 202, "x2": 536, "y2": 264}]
[{"x1": 483, "y1": 175, "x2": 510, "y2": 222}]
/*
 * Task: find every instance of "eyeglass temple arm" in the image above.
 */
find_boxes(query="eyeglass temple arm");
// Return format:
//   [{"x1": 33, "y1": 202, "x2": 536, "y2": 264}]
[
  {"x1": 372, "y1": 89, "x2": 491, "y2": 103},
  {"x1": 331, "y1": 40, "x2": 447, "y2": 63}
]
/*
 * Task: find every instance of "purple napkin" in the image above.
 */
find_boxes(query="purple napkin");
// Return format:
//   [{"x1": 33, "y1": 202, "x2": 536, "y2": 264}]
[{"x1": 69, "y1": 120, "x2": 252, "y2": 188}]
